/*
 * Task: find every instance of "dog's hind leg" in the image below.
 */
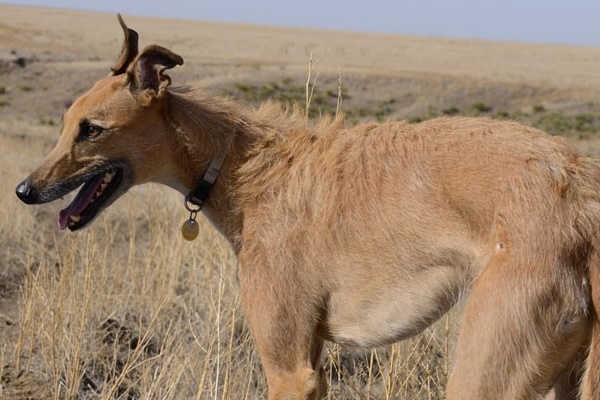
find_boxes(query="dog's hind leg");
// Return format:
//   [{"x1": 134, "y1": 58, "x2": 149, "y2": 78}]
[
  {"x1": 582, "y1": 253, "x2": 600, "y2": 399},
  {"x1": 547, "y1": 355, "x2": 585, "y2": 400},
  {"x1": 447, "y1": 253, "x2": 591, "y2": 400}
]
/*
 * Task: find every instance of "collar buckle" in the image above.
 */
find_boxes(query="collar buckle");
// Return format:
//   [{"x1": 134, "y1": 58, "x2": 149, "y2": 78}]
[{"x1": 184, "y1": 152, "x2": 227, "y2": 211}]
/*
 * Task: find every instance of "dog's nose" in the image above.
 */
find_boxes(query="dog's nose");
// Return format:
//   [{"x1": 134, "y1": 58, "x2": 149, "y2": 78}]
[{"x1": 15, "y1": 179, "x2": 34, "y2": 204}]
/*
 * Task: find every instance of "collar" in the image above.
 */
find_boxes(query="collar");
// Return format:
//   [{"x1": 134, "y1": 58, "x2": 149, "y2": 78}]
[{"x1": 184, "y1": 152, "x2": 227, "y2": 213}]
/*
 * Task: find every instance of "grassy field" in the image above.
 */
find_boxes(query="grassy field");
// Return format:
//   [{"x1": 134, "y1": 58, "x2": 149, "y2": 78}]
[{"x1": 1, "y1": 4, "x2": 600, "y2": 399}]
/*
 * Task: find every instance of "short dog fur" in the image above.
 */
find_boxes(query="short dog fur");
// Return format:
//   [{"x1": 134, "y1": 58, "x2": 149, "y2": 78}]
[{"x1": 15, "y1": 17, "x2": 600, "y2": 399}]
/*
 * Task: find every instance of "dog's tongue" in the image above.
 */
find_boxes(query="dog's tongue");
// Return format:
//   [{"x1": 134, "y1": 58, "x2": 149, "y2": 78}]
[{"x1": 58, "y1": 175, "x2": 104, "y2": 230}]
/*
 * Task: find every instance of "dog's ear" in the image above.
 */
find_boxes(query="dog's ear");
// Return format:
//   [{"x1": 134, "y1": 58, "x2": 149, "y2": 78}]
[
  {"x1": 111, "y1": 14, "x2": 139, "y2": 76},
  {"x1": 127, "y1": 45, "x2": 184, "y2": 104}
]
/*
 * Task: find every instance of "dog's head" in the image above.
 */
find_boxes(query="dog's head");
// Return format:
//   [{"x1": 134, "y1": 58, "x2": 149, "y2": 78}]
[{"x1": 15, "y1": 15, "x2": 183, "y2": 231}]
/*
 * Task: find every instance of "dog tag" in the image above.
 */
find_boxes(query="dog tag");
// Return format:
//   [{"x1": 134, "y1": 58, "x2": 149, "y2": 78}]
[{"x1": 181, "y1": 219, "x2": 199, "y2": 241}]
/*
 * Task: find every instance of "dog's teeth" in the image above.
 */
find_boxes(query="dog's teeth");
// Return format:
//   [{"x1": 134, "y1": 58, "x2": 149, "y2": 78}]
[
  {"x1": 100, "y1": 183, "x2": 107, "y2": 191},
  {"x1": 70, "y1": 215, "x2": 81, "y2": 222},
  {"x1": 104, "y1": 171, "x2": 115, "y2": 183}
]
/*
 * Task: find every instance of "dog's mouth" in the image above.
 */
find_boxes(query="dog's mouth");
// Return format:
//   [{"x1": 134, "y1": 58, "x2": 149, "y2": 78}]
[{"x1": 58, "y1": 167, "x2": 125, "y2": 231}]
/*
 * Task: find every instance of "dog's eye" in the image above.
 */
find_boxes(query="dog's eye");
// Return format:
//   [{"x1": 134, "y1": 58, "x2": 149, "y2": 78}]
[{"x1": 78, "y1": 121, "x2": 106, "y2": 141}]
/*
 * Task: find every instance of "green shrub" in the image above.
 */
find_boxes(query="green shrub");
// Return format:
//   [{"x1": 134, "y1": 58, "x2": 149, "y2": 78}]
[
  {"x1": 470, "y1": 102, "x2": 492, "y2": 114},
  {"x1": 532, "y1": 104, "x2": 546, "y2": 113},
  {"x1": 441, "y1": 106, "x2": 460, "y2": 116}
]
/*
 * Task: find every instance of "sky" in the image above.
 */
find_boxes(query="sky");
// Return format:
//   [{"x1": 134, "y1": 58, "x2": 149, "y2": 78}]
[{"x1": 6, "y1": 0, "x2": 600, "y2": 47}]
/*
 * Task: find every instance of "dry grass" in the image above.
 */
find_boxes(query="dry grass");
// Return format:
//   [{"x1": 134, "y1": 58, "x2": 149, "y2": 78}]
[
  {"x1": 2, "y1": 4, "x2": 600, "y2": 399},
  {"x1": 2, "y1": 169, "x2": 262, "y2": 399}
]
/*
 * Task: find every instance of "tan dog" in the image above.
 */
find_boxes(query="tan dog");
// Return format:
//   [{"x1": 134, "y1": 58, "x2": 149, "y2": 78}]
[{"x1": 15, "y1": 17, "x2": 600, "y2": 400}]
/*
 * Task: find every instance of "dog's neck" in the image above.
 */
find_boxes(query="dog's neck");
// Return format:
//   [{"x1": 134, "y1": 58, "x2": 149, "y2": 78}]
[
  {"x1": 163, "y1": 87, "x2": 258, "y2": 249},
  {"x1": 162, "y1": 86, "x2": 330, "y2": 252}
]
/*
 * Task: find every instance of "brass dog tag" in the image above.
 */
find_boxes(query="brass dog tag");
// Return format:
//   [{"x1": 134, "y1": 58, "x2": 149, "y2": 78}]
[{"x1": 181, "y1": 218, "x2": 199, "y2": 241}]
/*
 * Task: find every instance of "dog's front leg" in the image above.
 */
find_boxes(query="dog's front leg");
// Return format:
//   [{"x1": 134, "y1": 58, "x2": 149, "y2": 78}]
[{"x1": 238, "y1": 250, "x2": 326, "y2": 400}]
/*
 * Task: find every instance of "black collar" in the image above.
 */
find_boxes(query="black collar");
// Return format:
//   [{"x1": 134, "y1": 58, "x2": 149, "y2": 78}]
[{"x1": 185, "y1": 154, "x2": 226, "y2": 212}]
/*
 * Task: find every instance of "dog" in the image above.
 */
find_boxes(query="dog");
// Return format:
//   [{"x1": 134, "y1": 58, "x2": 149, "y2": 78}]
[{"x1": 15, "y1": 16, "x2": 600, "y2": 399}]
